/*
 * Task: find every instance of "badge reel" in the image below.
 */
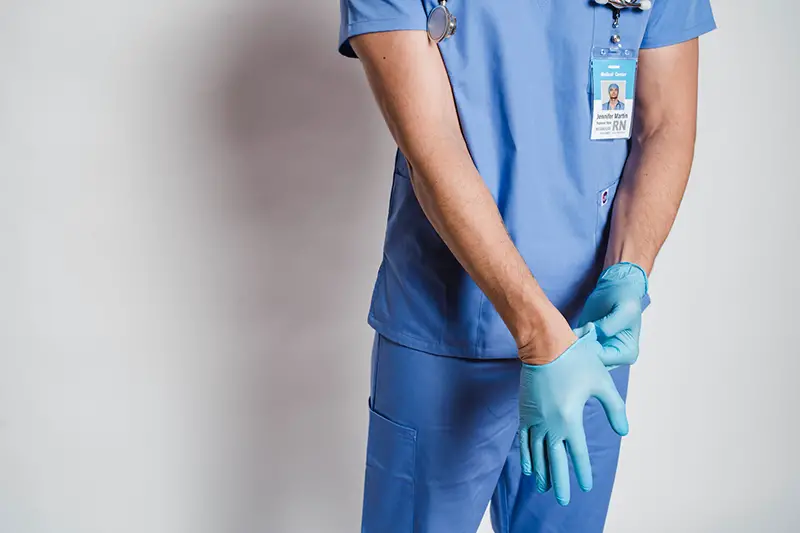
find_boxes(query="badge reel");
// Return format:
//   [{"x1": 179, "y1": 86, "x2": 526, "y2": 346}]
[
  {"x1": 589, "y1": 1, "x2": 650, "y2": 140},
  {"x1": 593, "y1": 0, "x2": 652, "y2": 10},
  {"x1": 427, "y1": 0, "x2": 457, "y2": 43}
]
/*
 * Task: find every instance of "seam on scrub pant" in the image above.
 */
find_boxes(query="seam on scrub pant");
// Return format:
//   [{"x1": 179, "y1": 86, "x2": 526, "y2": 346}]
[
  {"x1": 496, "y1": 472, "x2": 510, "y2": 533},
  {"x1": 362, "y1": 334, "x2": 420, "y2": 533},
  {"x1": 369, "y1": 334, "x2": 382, "y2": 410}
]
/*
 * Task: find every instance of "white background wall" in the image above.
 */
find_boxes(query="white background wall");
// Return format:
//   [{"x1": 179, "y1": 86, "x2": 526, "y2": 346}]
[{"x1": 0, "y1": 1, "x2": 797, "y2": 532}]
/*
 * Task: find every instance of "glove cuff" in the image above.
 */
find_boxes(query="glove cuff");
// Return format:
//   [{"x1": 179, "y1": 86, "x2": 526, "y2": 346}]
[
  {"x1": 598, "y1": 262, "x2": 648, "y2": 295},
  {"x1": 521, "y1": 323, "x2": 597, "y2": 371}
]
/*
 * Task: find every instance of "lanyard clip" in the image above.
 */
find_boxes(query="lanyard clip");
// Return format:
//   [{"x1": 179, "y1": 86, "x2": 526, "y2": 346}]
[{"x1": 594, "y1": 0, "x2": 653, "y2": 10}]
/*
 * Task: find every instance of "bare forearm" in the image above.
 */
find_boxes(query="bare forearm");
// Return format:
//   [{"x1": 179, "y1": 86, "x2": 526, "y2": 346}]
[
  {"x1": 409, "y1": 142, "x2": 553, "y2": 346},
  {"x1": 605, "y1": 125, "x2": 696, "y2": 274},
  {"x1": 605, "y1": 39, "x2": 701, "y2": 276}
]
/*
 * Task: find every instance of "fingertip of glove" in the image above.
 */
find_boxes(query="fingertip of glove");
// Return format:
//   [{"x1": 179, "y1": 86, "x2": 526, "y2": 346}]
[{"x1": 556, "y1": 497, "x2": 570, "y2": 507}]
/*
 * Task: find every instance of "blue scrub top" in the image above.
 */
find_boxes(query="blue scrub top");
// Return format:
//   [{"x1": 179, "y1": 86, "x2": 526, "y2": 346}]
[{"x1": 339, "y1": 0, "x2": 716, "y2": 359}]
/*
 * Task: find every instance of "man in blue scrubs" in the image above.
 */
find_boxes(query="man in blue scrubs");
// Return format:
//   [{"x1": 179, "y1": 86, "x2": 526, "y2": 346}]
[{"x1": 338, "y1": 1, "x2": 715, "y2": 531}]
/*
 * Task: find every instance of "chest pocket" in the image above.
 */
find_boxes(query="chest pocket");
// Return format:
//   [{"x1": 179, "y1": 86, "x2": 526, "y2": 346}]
[{"x1": 592, "y1": 6, "x2": 651, "y2": 51}]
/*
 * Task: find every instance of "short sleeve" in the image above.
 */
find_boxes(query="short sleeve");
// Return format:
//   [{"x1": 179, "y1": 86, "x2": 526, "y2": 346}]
[
  {"x1": 339, "y1": 0, "x2": 429, "y2": 58},
  {"x1": 640, "y1": 0, "x2": 717, "y2": 49}
]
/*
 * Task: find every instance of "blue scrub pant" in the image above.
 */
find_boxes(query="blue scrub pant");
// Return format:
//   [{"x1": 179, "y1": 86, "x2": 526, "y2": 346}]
[{"x1": 361, "y1": 334, "x2": 630, "y2": 533}]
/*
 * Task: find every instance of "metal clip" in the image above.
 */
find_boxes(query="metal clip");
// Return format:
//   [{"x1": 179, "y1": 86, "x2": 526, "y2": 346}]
[{"x1": 594, "y1": 0, "x2": 653, "y2": 10}]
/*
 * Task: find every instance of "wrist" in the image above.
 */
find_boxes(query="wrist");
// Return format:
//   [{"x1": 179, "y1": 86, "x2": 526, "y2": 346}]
[
  {"x1": 599, "y1": 261, "x2": 649, "y2": 296},
  {"x1": 521, "y1": 323, "x2": 595, "y2": 370},
  {"x1": 604, "y1": 242, "x2": 653, "y2": 276},
  {"x1": 507, "y1": 292, "x2": 560, "y2": 349},
  {"x1": 514, "y1": 305, "x2": 576, "y2": 366}
]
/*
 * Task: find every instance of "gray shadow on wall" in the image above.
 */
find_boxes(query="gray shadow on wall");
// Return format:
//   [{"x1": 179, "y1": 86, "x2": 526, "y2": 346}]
[{"x1": 200, "y1": 5, "x2": 380, "y2": 532}]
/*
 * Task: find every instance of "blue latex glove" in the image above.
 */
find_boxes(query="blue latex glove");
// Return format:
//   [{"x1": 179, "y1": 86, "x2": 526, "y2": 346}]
[
  {"x1": 518, "y1": 323, "x2": 629, "y2": 506},
  {"x1": 578, "y1": 262, "x2": 648, "y2": 367}
]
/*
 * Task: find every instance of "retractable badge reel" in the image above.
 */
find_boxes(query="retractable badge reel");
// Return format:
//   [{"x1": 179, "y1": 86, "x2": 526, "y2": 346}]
[
  {"x1": 593, "y1": 0, "x2": 652, "y2": 9},
  {"x1": 589, "y1": 0, "x2": 652, "y2": 141},
  {"x1": 427, "y1": 0, "x2": 457, "y2": 43}
]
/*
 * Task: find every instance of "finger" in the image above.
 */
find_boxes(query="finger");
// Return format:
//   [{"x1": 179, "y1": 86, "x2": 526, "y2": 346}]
[
  {"x1": 593, "y1": 304, "x2": 626, "y2": 338},
  {"x1": 533, "y1": 435, "x2": 549, "y2": 493},
  {"x1": 594, "y1": 299, "x2": 639, "y2": 338},
  {"x1": 599, "y1": 330, "x2": 638, "y2": 366},
  {"x1": 566, "y1": 423, "x2": 593, "y2": 492},
  {"x1": 519, "y1": 427, "x2": 532, "y2": 476},
  {"x1": 548, "y1": 439, "x2": 571, "y2": 506},
  {"x1": 595, "y1": 376, "x2": 629, "y2": 437},
  {"x1": 598, "y1": 339, "x2": 624, "y2": 367}
]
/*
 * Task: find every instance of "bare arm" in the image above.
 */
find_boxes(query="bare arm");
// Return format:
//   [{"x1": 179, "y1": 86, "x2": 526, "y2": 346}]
[
  {"x1": 605, "y1": 39, "x2": 701, "y2": 274},
  {"x1": 350, "y1": 31, "x2": 573, "y2": 363}
]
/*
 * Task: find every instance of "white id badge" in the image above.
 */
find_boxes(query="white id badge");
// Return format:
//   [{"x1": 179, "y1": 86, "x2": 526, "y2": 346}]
[{"x1": 590, "y1": 47, "x2": 638, "y2": 140}]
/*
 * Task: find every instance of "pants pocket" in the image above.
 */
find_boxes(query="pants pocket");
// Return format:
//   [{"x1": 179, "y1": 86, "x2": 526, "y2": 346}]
[{"x1": 361, "y1": 404, "x2": 418, "y2": 533}]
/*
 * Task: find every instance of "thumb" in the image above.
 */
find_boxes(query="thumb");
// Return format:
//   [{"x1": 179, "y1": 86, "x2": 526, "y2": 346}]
[
  {"x1": 595, "y1": 377, "x2": 629, "y2": 437},
  {"x1": 594, "y1": 298, "x2": 641, "y2": 338},
  {"x1": 598, "y1": 340, "x2": 623, "y2": 367},
  {"x1": 593, "y1": 304, "x2": 628, "y2": 338},
  {"x1": 598, "y1": 331, "x2": 638, "y2": 367}
]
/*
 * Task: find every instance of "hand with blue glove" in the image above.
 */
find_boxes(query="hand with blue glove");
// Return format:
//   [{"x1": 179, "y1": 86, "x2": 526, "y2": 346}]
[
  {"x1": 518, "y1": 323, "x2": 629, "y2": 506},
  {"x1": 578, "y1": 262, "x2": 648, "y2": 367}
]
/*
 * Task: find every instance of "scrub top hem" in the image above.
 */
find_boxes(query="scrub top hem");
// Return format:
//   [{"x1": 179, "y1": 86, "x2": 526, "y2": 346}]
[
  {"x1": 368, "y1": 313, "x2": 520, "y2": 360},
  {"x1": 368, "y1": 292, "x2": 653, "y2": 361},
  {"x1": 339, "y1": 17, "x2": 428, "y2": 59}
]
